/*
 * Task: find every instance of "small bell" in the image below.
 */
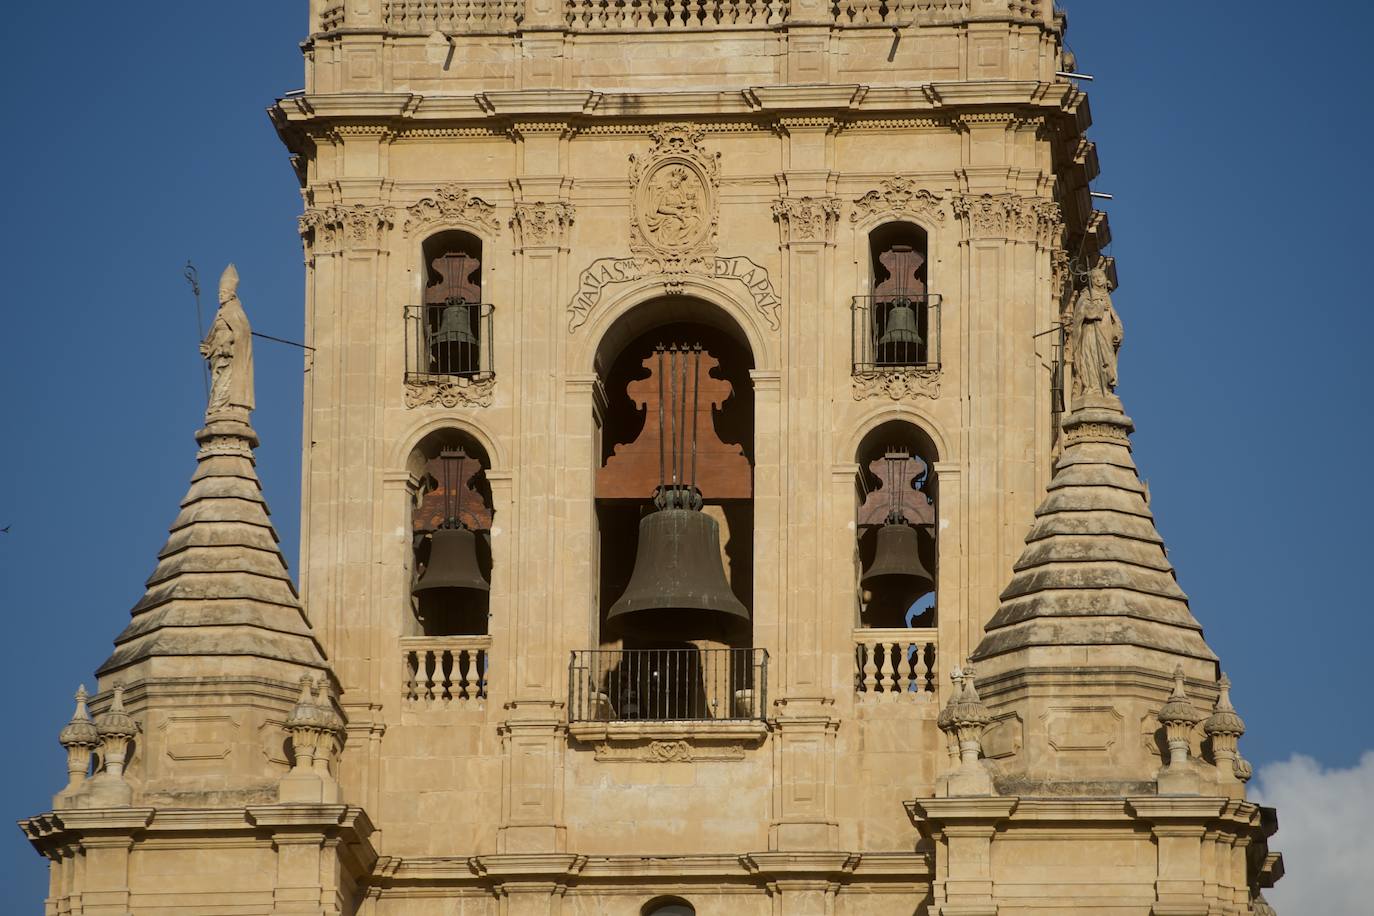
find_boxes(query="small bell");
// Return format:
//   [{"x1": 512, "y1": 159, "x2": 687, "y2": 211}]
[
  {"x1": 879, "y1": 298, "x2": 923, "y2": 351},
  {"x1": 861, "y1": 521, "x2": 934, "y2": 598},
  {"x1": 430, "y1": 299, "x2": 478, "y2": 374},
  {"x1": 413, "y1": 526, "x2": 490, "y2": 595}
]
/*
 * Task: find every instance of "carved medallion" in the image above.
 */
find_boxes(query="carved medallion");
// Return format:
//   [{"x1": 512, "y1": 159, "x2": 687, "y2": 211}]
[{"x1": 630, "y1": 124, "x2": 720, "y2": 273}]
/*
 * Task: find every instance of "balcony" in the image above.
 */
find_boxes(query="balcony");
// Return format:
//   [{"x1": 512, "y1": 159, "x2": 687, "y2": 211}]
[
  {"x1": 851, "y1": 294, "x2": 941, "y2": 374},
  {"x1": 404, "y1": 302, "x2": 496, "y2": 408},
  {"x1": 402, "y1": 635, "x2": 491, "y2": 708},
  {"x1": 568, "y1": 648, "x2": 768, "y2": 741}
]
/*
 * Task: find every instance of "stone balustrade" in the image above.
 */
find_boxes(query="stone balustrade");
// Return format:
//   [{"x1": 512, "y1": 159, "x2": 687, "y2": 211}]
[
  {"x1": 854, "y1": 627, "x2": 937, "y2": 698},
  {"x1": 313, "y1": 0, "x2": 1047, "y2": 34},
  {"x1": 384, "y1": 0, "x2": 524, "y2": 33},
  {"x1": 402, "y1": 636, "x2": 491, "y2": 707}
]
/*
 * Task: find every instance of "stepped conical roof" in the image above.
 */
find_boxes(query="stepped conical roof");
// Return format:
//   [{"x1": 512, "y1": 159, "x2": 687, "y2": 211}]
[
  {"x1": 972, "y1": 400, "x2": 1217, "y2": 665},
  {"x1": 97, "y1": 417, "x2": 327, "y2": 678}
]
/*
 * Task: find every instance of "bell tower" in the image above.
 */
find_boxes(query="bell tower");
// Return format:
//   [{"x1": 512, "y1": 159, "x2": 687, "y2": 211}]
[{"x1": 22, "y1": 3, "x2": 1284, "y2": 913}]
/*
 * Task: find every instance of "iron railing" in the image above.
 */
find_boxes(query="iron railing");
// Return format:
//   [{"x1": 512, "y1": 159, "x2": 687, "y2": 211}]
[
  {"x1": 569, "y1": 647, "x2": 768, "y2": 723},
  {"x1": 405, "y1": 302, "x2": 494, "y2": 384},
  {"x1": 851, "y1": 293, "x2": 941, "y2": 374}
]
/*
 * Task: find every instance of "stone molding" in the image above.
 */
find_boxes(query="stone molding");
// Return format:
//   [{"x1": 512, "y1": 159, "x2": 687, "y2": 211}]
[
  {"x1": 850, "y1": 177, "x2": 947, "y2": 226},
  {"x1": 403, "y1": 184, "x2": 500, "y2": 236},
  {"x1": 511, "y1": 200, "x2": 575, "y2": 247},
  {"x1": 772, "y1": 195, "x2": 843, "y2": 244},
  {"x1": 591, "y1": 739, "x2": 747, "y2": 762}
]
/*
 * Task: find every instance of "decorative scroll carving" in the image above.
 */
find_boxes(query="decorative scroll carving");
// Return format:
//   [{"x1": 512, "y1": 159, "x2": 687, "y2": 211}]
[
  {"x1": 630, "y1": 124, "x2": 721, "y2": 274},
  {"x1": 404, "y1": 184, "x2": 500, "y2": 235},
  {"x1": 951, "y1": 193, "x2": 1061, "y2": 244},
  {"x1": 592, "y1": 739, "x2": 746, "y2": 762},
  {"x1": 511, "y1": 200, "x2": 575, "y2": 247},
  {"x1": 851, "y1": 367, "x2": 941, "y2": 402},
  {"x1": 568, "y1": 255, "x2": 781, "y2": 333},
  {"x1": 772, "y1": 196, "x2": 842, "y2": 244},
  {"x1": 298, "y1": 204, "x2": 396, "y2": 252},
  {"x1": 851, "y1": 178, "x2": 946, "y2": 225},
  {"x1": 404, "y1": 375, "x2": 497, "y2": 410}
]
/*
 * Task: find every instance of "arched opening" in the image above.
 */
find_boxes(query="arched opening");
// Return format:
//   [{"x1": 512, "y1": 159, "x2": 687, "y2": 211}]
[
  {"x1": 642, "y1": 897, "x2": 695, "y2": 916},
  {"x1": 407, "y1": 230, "x2": 493, "y2": 382},
  {"x1": 406, "y1": 427, "x2": 495, "y2": 638},
  {"x1": 854, "y1": 419, "x2": 939, "y2": 629},
  {"x1": 573, "y1": 296, "x2": 761, "y2": 723},
  {"x1": 853, "y1": 221, "x2": 938, "y2": 371}
]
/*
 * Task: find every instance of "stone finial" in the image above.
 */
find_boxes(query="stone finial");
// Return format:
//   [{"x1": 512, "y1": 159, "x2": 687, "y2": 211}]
[
  {"x1": 56, "y1": 686, "x2": 99, "y2": 800},
  {"x1": 1156, "y1": 667, "x2": 1204, "y2": 794},
  {"x1": 280, "y1": 676, "x2": 346, "y2": 803},
  {"x1": 1234, "y1": 755, "x2": 1253, "y2": 784},
  {"x1": 937, "y1": 663, "x2": 994, "y2": 796},
  {"x1": 936, "y1": 667, "x2": 965, "y2": 767},
  {"x1": 93, "y1": 683, "x2": 138, "y2": 780},
  {"x1": 1205, "y1": 673, "x2": 1247, "y2": 786}
]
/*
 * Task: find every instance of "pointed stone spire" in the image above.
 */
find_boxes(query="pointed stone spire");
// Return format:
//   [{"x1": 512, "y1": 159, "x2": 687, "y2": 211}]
[
  {"x1": 55, "y1": 686, "x2": 99, "y2": 803},
  {"x1": 1205, "y1": 672, "x2": 1246, "y2": 790},
  {"x1": 966, "y1": 276, "x2": 1223, "y2": 790},
  {"x1": 96, "y1": 271, "x2": 326, "y2": 683},
  {"x1": 972, "y1": 398, "x2": 1216, "y2": 667}
]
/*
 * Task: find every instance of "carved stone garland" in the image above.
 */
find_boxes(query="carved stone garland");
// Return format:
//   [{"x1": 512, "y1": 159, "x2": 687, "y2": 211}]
[
  {"x1": 512, "y1": 200, "x2": 576, "y2": 247},
  {"x1": 298, "y1": 204, "x2": 396, "y2": 255},
  {"x1": 404, "y1": 375, "x2": 497, "y2": 409},
  {"x1": 852, "y1": 367, "x2": 942, "y2": 402},
  {"x1": 951, "y1": 193, "x2": 1061, "y2": 245},
  {"x1": 403, "y1": 184, "x2": 500, "y2": 236},
  {"x1": 569, "y1": 124, "x2": 781, "y2": 333},
  {"x1": 772, "y1": 196, "x2": 843, "y2": 244}
]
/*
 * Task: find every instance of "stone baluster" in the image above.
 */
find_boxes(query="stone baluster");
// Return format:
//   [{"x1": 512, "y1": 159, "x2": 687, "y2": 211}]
[{"x1": 860, "y1": 640, "x2": 878, "y2": 692}]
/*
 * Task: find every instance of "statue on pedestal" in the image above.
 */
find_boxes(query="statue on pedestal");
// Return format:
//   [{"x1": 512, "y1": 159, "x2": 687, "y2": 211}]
[
  {"x1": 200, "y1": 264, "x2": 255, "y2": 421},
  {"x1": 1068, "y1": 267, "x2": 1123, "y2": 401}
]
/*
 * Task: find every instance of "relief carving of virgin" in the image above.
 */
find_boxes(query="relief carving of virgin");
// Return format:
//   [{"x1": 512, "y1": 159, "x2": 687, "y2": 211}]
[
  {"x1": 644, "y1": 166, "x2": 705, "y2": 250},
  {"x1": 629, "y1": 125, "x2": 720, "y2": 273}
]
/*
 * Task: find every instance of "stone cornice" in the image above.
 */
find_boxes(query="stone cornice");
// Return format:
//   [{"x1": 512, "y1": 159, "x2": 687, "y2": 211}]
[{"x1": 272, "y1": 81, "x2": 1082, "y2": 139}]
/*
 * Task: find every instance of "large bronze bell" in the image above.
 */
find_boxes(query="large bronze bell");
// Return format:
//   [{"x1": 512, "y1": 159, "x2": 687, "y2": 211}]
[
  {"x1": 861, "y1": 522, "x2": 934, "y2": 597},
  {"x1": 607, "y1": 507, "x2": 749, "y2": 626},
  {"x1": 413, "y1": 526, "x2": 490, "y2": 595}
]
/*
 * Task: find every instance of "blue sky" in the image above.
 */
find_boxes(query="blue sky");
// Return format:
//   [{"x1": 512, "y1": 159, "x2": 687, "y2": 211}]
[{"x1": 2, "y1": 2, "x2": 1370, "y2": 907}]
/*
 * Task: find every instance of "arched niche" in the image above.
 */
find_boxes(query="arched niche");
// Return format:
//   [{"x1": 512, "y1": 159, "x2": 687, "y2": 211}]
[
  {"x1": 592, "y1": 296, "x2": 756, "y2": 651},
  {"x1": 854, "y1": 220, "x2": 936, "y2": 371},
  {"x1": 854, "y1": 418, "x2": 940, "y2": 629},
  {"x1": 405, "y1": 426, "x2": 495, "y2": 637},
  {"x1": 411, "y1": 229, "x2": 491, "y2": 380}
]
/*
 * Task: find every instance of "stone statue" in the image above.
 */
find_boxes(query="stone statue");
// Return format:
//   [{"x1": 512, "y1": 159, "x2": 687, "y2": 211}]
[
  {"x1": 1068, "y1": 267, "x2": 1123, "y2": 401},
  {"x1": 200, "y1": 264, "x2": 255, "y2": 420}
]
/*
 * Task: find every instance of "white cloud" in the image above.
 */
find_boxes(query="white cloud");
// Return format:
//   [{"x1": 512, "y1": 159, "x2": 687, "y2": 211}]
[{"x1": 1250, "y1": 751, "x2": 1374, "y2": 915}]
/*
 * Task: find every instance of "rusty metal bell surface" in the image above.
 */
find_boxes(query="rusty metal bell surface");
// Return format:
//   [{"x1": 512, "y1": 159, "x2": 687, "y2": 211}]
[
  {"x1": 413, "y1": 527, "x2": 490, "y2": 595},
  {"x1": 607, "y1": 508, "x2": 749, "y2": 625},
  {"x1": 861, "y1": 522, "x2": 934, "y2": 597},
  {"x1": 433, "y1": 302, "x2": 479, "y2": 346}
]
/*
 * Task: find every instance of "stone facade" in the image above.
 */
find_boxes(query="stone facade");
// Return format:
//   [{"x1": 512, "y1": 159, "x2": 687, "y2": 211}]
[{"x1": 21, "y1": 3, "x2": 1283, "y2": 914}]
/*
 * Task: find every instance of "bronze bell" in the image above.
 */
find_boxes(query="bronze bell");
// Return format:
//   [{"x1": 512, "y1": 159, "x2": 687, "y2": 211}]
[
  {"x1": 861, "y1": 522, "x2": 934, "y2": 598},
  {"x1": 877, "y1": 298, "x2": 923, "y2": 359},
  {"x1": 432, "y1": 301, "x2": 479, "y2": 347},
  {"x1": 607, "y1": 507, "x2": 749, "y2": 626},
  {"x1": 413, "y1": 526, "x2": 490, "y2": 596}
]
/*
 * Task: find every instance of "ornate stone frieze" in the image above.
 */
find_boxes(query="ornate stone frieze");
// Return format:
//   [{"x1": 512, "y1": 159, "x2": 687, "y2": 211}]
[
  {"x1": 511, "y1": 200, "x2": 575, "y2": 247},
  {"x1": 851, "y1": 177, "x2": 947, "y2": 225},
  {"x1": 952, "y1": 193, "x2": 1061, "y2": 245},
  {"x1": 629, "y1": 124, "x2": 721, "y2": 274},
  {"x1": 403, "y1": 184, "x2": 500, "y2": 236},
  {"x1": 298, "y1": 203, "x2": 395, "y2": 252},
  {"x1": 404, "y1": 375, "x2": 497, "y2": 409},
  {"x1": 852, "y1": 367, "x2": 942, "y2": 401},
  {"x1": 592, "y1": 739, "x2": 746, "y2": 763},
  {"x1": 568, "y1": 254, "x2": 781, "y2": 333},
  {"x1": 772, "y1": 196, "x2": 843, "y2": 244}
]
